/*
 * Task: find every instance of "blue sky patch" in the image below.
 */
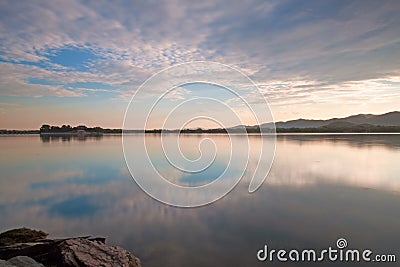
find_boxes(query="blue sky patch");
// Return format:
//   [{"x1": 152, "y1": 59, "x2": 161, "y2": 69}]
[
  {"x1": 180, "y1": 82, "x2": 237, "y2": 101},
  {"x1": 1, "y1": 45, "x2": 104, "y2": 73},
  {"x1": 43, "y1": 45, "x2": 103, "y2": 72},
  {"x1": 66, "y1": 81, "x2": 120, "y2": 90},
  {"x1": 26, "y1": 77, "x2": 61, "y2": 86}
]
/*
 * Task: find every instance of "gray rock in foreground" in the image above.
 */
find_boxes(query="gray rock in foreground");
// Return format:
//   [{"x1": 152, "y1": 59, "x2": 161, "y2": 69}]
[
  {"x1": 60, "y1": 238, "x2": 141, "y2": 267},
  {"x1": 0, "y1": 228, "x2": 141, "y2": 267},
  {"x1": 0, "y1": 256, "x2": 44, "y2": 267}
]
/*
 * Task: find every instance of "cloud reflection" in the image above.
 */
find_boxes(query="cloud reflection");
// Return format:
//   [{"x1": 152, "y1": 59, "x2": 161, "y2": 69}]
[{"x1": 0, "y1": 135, "x2": 399, "y2": 266}]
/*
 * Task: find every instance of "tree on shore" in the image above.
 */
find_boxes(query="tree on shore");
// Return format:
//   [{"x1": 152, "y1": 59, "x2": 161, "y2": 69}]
[{"x1": 40, "y1": 124, "x2": 51, "y2": 133}]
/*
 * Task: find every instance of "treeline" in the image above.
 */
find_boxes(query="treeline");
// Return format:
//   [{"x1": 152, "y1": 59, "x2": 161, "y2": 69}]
[
  {"x1": 145, "y1": 125, "x2": 400, "y2": 133},
  {"x1": 0, "y1": 129, "x2": 39, "y2": 134},
  {"x1": 2, "y1": 124, "x2": 399, "y2": 135},
  {"x1": 145, "y1": 128, "x2": 228, "y2": 134},
  {"x1": 39, "y1": 124, "x2": 122, "y2": 134},
  {"x1": 145, "y1": 127, "x2": 261, "y2": 134}
]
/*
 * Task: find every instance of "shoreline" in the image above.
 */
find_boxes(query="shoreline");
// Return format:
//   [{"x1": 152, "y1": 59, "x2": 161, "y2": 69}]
[{"x1": 1, "y1": 132, "x2": 400, "y2": 135}]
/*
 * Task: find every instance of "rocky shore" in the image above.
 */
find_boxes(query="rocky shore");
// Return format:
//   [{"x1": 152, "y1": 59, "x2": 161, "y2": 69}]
[{"x1": 0, "y1": 228, "x2": 141, "y2": 267}]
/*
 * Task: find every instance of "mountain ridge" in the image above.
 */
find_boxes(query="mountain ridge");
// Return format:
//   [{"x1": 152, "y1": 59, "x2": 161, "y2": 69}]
[{"x1": 260, "y1": 111, "x2": 400, "y2": 129}]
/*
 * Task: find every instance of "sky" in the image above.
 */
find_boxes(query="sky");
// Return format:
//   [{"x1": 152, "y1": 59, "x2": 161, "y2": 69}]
[{"x1": 0, "y1": 0, "x2": 399, "y2": 129}]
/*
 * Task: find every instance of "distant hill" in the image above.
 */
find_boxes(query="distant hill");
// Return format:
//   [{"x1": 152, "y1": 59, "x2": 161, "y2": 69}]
[
  {"x1": 260, "y1": 111, "x2": 400, "y2": 129},
  {"x1": 1, "y1": 111, "x2": 399, "y2": 134}
]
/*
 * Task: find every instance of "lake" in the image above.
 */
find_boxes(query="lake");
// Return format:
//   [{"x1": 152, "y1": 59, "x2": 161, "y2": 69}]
[{"x1": 0, "y1": 134, "x2": 399, "y2": 266}]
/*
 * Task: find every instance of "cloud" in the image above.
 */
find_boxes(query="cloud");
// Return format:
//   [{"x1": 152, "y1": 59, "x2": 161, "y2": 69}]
[
  {"x1": 0, "y1": 0, "x2": 399, "y2": 123},
  {"x1": 0, "y1": 62, "x2": 85, "y2": 97},
  {"x1": 255, "y1": 76, "x2": 400, "y2": 108}
]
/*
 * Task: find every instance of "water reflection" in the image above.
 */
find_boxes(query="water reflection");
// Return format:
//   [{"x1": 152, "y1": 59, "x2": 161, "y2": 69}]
[
  {"x1": 276, "y1": 133, "x2": 400, "y2": 149},
  {"x1": 40, "y1": 134, "x2": 104, "y2": 142},
  {"x1": 0, "y1": 134, "x2": 399, "y2": 266}
]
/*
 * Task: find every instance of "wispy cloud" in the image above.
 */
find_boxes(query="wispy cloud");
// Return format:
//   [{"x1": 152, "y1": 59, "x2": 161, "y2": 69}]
[{"x1": 0, "y1": 0, "x2": 399, "y2": 126}]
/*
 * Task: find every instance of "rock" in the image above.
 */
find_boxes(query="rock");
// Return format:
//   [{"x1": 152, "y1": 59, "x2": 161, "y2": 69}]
[
  {"x1": 0, "y1": 229, "x2": 141, "y2": 267},
  {"x1": 60, "y1": 238, "x2": 141, "y2": 267},
  {"x1": 0, "y1": 228, "x2": 47, "y2": 246},
  {"x1": 88, "y1": 237, "x2": 106, "y2": 244},
  {"x1": 6, "y1": 256, "x2": 44, "y2": 267},
  {"x1": 0, "y1": 259, "x2": 11, "y2": 267}
]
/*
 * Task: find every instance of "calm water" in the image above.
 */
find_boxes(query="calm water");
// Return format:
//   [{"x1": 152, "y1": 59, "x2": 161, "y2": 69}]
[{"x1": 0, "y1": 134, "x2": 399, "y2": 266}]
